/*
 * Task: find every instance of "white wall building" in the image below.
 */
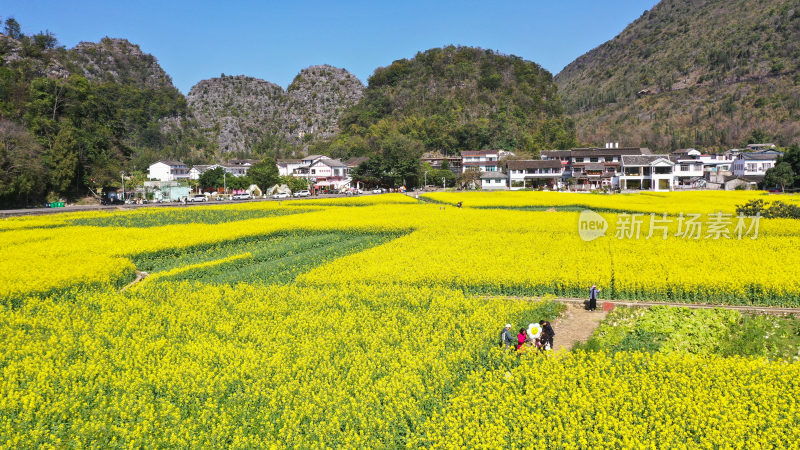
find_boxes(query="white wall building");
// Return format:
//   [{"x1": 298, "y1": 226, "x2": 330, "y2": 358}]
[
  {"x1": 461, "y1": 150, "x2": 500, "y2": 173},
  {"x1": 732, "y1": 151, "x2": 782, "y2": 177},
  {"x1": 293, "y1": 157, "x2": 352, "y2": 190},
  {"x1": 480, "y1": 171, "x2": 507, "y2": 190},
  {"x1": 148, "y1": 160, "x2": 189, "y2": 182},
  {"x1": 507, "y1": 160, "x2": 564, "y2": 189},
  {"x1": 619, "y1": 155, "x2": 676, "y2": 191},
  {"x1": 277, "y1": 159, "x2": 303, "y2": 177},
  {"x1": 671, "y1": 158, "x2": 704, "y2": 188}
]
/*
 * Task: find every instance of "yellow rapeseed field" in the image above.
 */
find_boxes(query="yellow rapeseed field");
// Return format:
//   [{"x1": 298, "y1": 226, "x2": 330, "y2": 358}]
[{"x1": 1, "y1": 191, "x2": 799, "y2": 446}]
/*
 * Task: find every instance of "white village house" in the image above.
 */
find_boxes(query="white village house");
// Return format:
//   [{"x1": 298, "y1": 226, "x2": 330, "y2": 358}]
[
  {"x1": 507, "y1": 160, "x2": 564, "y2": 189},
  {"x1": 480, "y1": 171, "x2": 507, "y2": 190},
  {"x1": 618, "y1": 155, "x2": 676, "y2": 191},
  {"x1": 732, "y1": 150, "x2": 782, "y2": 178},
  {"x1": 148, "y1": 160, "x2": 190, "y2": 182},
  {"x1": 277, "y1": 159, "x2": 303, "y2": 177},
  {"x1": 461, "y1": 150, "x2": 501, "y2": 173}
]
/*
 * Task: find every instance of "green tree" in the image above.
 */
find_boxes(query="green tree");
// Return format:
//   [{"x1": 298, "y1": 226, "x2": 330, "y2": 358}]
[
  {"x1": 4, "y1": 18, "x2": 22, "y2": 40},
  {"x1": 280, "y1": 175, "x2": 308, "y2": 192},
  {"x1": 428, "y1": 168, "x2": 456, "y2": 187},
  {"x1": 458, "y1": 167, "x2": 482, "y2": 189},
  {"x1": 46, "y1": 124, "x2": 79, "y2": 195},
  {"x1": 763, "y1": 162, "x2": 795, "y2": 192},
  {"x1": 0, "y1": 119, "x2": 46, "y2": 206},
  {"x1": 247, "y1": 158, "x2": 280, "y2": 191},
  {"x1": 32, "y1": 31, "x2": 58, "y2": 50},
  {"x1": 128, "y1": 170, "x2": 147, "y2": 198},
  {"x1": 198, "y1": 167, "x2": 225, "y2": 190},
  {"x1": 228, "y1": 175, "x2": 251, "y2": 190}
]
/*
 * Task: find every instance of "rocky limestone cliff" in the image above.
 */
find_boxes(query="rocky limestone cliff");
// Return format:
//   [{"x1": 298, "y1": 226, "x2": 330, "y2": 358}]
[
  {"x1": 187, "y1": 75, "x2": 286, "y2": 153},
  {"x1": 0, "y1": 32, "x2": 71, "y2": 79},
  {"x1": 187, "y1": 65, "x2": 364, "y2": 153},
  {"x1": 284, "y1": 65, "x2": 365, "y2": 140},
  {"x1": 69, "y1": 37, "x2": 175, "y2": 89}
]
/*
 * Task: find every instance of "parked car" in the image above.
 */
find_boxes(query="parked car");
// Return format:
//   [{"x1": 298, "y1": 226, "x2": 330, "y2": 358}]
[
  {"x1": 372, "y1": 188, "x2": 384, "y2": 194},
  {"x1": 293, "y1": 190, "x2": 311, "y2": 197},
  {"x1": 189, "y1": 194, "x2": 207, "y2": 202},
  {"x1": 272, "y1": 192, "x2": 290, "y2": 199},
  {"x1": 232, "y1": 193, "x2": 252, "y2": 200}
]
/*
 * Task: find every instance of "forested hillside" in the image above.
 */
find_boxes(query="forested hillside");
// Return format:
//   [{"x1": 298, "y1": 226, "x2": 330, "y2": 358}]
[
  {"x1": 0, "y1": 18, "x2": 209, "y2": 206},
  {"x1": 556, "y1": 0, "x2": 800, "y2": 152},
  {"x1": 325, "y1": 46, "x2": 576, "y2": 157}
]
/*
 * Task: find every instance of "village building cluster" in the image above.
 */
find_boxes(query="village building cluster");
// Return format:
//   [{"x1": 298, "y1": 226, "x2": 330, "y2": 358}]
[
  {"x1": 145, "y1": 143, "x2": 783, "y2": 199},
  {"x1": 425, "y1": 143, "x2": 781, "y2": 191}
]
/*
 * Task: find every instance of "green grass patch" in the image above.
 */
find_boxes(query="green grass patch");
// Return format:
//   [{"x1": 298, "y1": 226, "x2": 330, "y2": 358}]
[{"x1": 576, "y1": 305, "x2": 800, "y2": 360}]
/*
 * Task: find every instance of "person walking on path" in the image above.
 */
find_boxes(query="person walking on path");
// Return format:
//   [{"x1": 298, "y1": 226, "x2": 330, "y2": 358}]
[
  {"x1": 588, "y1": 285, "x2": 599, "y2": 311},
  {"x1": 500, "y1": 323, "x2": 516, "y2": 350}
]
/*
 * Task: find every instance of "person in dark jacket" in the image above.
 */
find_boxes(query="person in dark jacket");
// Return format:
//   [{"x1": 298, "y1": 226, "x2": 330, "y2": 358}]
[
  {"x1": 588, "y1": 284, "x2": 599, "y2": 311},
  {"x1": 539, "y1": 320, "x2": 555, "y2": 350},
  {"x1": 500, "y1": 323, "x2": 516, "y2": 349}
]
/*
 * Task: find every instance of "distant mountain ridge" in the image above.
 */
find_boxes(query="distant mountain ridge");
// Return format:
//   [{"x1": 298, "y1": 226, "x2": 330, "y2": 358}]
[
  {"x1": 556, "y1": 0, "x2": 800, "y2": 152},
  {"x1": 187, "y1": 65, "x2": 364, "y2": 154}
]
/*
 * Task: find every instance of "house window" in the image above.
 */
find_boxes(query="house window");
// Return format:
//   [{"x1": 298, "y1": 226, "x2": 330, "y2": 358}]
[
  {"x1": 590, "y1": 157, "x2": 599, "y2": 162},
  {"x1": 311, "y1": 169, "x2": 316, "y2": 174},
  {"x1": 681, "y1": 164, "x2": 689, "y2": 171}
]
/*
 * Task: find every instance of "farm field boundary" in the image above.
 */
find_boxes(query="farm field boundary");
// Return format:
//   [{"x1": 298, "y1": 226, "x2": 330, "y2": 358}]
[{"x1": 483, "y1": 295, "x2": 800, "y2": 316}]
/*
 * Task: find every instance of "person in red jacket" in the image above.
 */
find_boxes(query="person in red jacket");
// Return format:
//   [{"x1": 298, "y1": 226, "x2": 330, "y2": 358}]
[{"x1": 517, "y1": 328, "x2": 527, "y2": 351}]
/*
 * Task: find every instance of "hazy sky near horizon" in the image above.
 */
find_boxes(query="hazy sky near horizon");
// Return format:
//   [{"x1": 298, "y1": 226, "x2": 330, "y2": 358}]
[{"x1": 1, "y1": 0, "x2": 660, "y2": 93}]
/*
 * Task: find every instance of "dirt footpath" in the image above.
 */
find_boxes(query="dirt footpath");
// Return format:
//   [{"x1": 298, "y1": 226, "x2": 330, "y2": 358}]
[{"x1": 551, "y1": 303, "x2": 607, "y2": 352}]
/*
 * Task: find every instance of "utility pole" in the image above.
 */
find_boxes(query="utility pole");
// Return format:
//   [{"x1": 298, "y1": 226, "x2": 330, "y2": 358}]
[
  {"x1": 223, "y1": 170, "x2": 227, "y2": 196},
  {"x1": 424, "y1": 170, "x2": 429, "y2": 189},
  {"x1": 442, "y1": 177, "x2": 445, "y2": 190},
  {"x1": 120, "y1": 171, "x2": 126, "y2": 201}
]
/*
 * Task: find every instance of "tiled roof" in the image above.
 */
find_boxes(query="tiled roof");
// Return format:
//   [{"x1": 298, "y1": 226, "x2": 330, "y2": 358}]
[
  {"x1": 740, "y1": 152, "x2": 781, "y2": 160},
  {"x1": 480, "y1": 171, "x2": 507, "y2": 179},
  {"x1": 314, "y1": 158, "x2": 348, "y2": 167},
  {"x1": 621, "y1": 155, "x2": 674, "y2": 166},
  {"x1": 572, "y1": 148, "x2": 648, "y2": 157},
  {"x1": 155, "y1": 160, "x2": 185, "y2": 166},
  {"x1": 507, "y1": 160, "x2": 563, "y2": 170},
  {"x1": 541, "y1": 150, "x2": 572, "y2": 158},
  {"x1": 461, "y1": 150, "x2": 499, "y2": 156}
]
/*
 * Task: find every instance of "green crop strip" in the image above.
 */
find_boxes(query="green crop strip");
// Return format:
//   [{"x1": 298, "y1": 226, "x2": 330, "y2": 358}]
[{"x1": 133, "y1": 230, "x2": 405, "y2": 286}]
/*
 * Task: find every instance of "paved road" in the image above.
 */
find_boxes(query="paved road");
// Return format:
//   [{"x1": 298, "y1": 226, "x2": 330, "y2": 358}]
[{"x1": 0, "y1": 192, "x2": 387, "y2": 218}]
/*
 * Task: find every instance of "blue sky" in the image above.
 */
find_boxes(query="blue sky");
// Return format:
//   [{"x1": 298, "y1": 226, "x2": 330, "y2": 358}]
[{"x1": 1, "y1": 0, "x2": 659, "y2": 93}]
